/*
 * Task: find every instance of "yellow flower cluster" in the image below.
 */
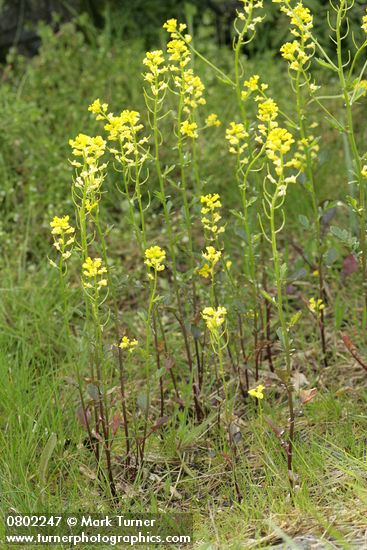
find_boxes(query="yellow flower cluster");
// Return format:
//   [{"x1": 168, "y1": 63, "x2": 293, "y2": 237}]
[
  {"x1": 242, "y1": 74, "x2": 269, "y2": 101},
  {"x1": 163, "y1": 18, "x2": 187, "y2": 36},
  {"x1": 88, "y1": 101, "x2": 148, "y2": 166},
  {"x1": 309, "y1": 297, "x2": 325, "y2": 313},
  {"x1": 280, "y1": 40, "x2": 312, "y2": 71},
  {"x1": 248, "y1": 384, "x2": 265, "y2": 399},
  {"x1": 237, "y1": 0, "x2": 264, "y2": 28},
  {"x1": 88, "y1": 98, "x2": 108, "y2": 115},
  {"x1": 69, "y1": 133, "x2": 106, "y2": 165},
  {"x1": 225, "y1": 122, "x2": 249, "y2": 155},
  {"x1": 199, "y1": 246, "x2": 221, "y2": 278},
  {"x1": 202, "y1": 306, "x2": 227, "y2": 333},
  {"x1": 278, "y1": 1, "x2": 314, "y2": 73},
  {"x1": 119, "y1": 336, "x2": 138, "y2": 353},
  {"x1": 174, "y1": 69, "x2": 206, "y2": 113},
  {"x1": 82, "y1": 257, "x2": 108, "y2": 291},
  {"x1": 363, "y1": 11, "x2": 367, "y2": 33},
  {"x1": 274, "y1": 1, "x2": 313, "y2": 37},
  {"x1": 180, "y1": 120, "x2": 198, "y2": 139},
  {"x1": 49, "y1": 215, "x2": 75, "y2": 261},
  {"x1": 266, "y1": 127, "x2": 295, "y2": 175},
  {"x1": 163, "y1": 19, "x2": 205, "y2": 140},
  {"x1": 70, "y1": 132, "x2": 107, "y2": 208},
  {"x1": 144, "y1": 246, "x2": 166, "y2": 272},
  {"x1": 289, "y1": 2, "x2": 313, "y2": 35},
  {"x1": 288, "y1": 136, "x2": 319, "y2": 172},
  {"x1": 257, "y1": 98, "x2": 279, "y2": 122},
  {"x1": 205, "y1": 113, "x2": 221, "y2": 127},
  {"x1": 200, "y1": 194, "x2": 225, "y2": 237},
  {"x1": 143, "y1": 50, "x2": 168, "y2": 96}
]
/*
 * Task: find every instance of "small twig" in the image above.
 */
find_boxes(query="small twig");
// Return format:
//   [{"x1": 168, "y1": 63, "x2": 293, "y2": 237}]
[{"x1": 341, "y1": 333, "x2": 367, "y2": 372}]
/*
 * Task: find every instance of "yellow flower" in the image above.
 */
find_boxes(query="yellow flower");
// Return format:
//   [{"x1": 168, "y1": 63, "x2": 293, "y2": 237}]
[
  {"x1": 225, "y1": 122, "x2": 248, "y2": 146},
  {"x1": 244, "y1": 74, "x2": 260, "y2": 91},
  {"x1": 248, "y1": 384, "x2": 265, "y2": 400},
  {"x1": 290, "y1": 2, "x2": 313, "y2": 31},
  {"x1": 82, "y1": 257, "x2": 108, "y2": 291},
  {"x1": 312, "y1": 270, "x2": 319, "y2": 277},
  {"x1": 69, "y1": 134, "x2": 106, "y2": 164},
  {"x1": 309, "y1": 297, "x2": 325, "y2": 313},
  {"x1": 267, "y1": 127, "x2": 294, "y2": 156},
  {"x1": 119, "y1": 336, "x2": 138, "y2": 353},
  {"x1": 280, "y1": 40, "x2": 311, "y2": 71},
  {"x1": 200, "y1": 247, "x2": 221, "y2": 279},
  {"x1": 201, "y1": 193, "x2": 221, "y2": 211},
  {"x1": 166, "y1": 39, "x2": 190, "y2": 68},
  {"x1": 266, "y1": 127, "x2": 295, "y2": 175},
  {"x1": 198, "y1": 264, "x2": 211, "y2": 278},
  {"x1": 354, "y1": 80, "x2": 367, "y2": 98},
  {"x1": 50, "y1": 215, "x2": 74, "y2": 236},
  {"x1": 88, "y1": 98, "x2": 108, "y2": 115},
  {"x1": 200, "y1": 193, "x2": 225, "y2": 236},
  {"x1": 163, "y1": 19, "x2": 187, "y2": 36},
  {"x1": 144, "y1": 246, "x2": 166, "y2": 272},
  {"x1": 49, "y1": 215, "x2": 75, "y2": 261},
  {"x1": 174, "y1": 69, "x2": 206, "y2": 112},
  {"x1": 143, "y1": 50, "x2": 168, "y2": 95},
  {"x1": 82, "y1": 257, "x2": 107, "y2": 278},
  {"x1": 180, "y1": 120, "x2": 198, "y2": 138},
  {"x1": 362, "y1": 165, "x2": 367, "y2": 179},
  {"x1": 202, "y1": 246, "x2": 221, "y2": 266},
  {"x1": 362, "y1": 12, "x2": 367, "y2": 33},
  {"x1": 202, "y1": 306, "x2": 227, "y2": 332},
  {"x1": 205, "y1": 113, "x2": 221, "y2": 127},
  {"x1": 257, "y1": 98, "x2": 279, "y2": 122}
]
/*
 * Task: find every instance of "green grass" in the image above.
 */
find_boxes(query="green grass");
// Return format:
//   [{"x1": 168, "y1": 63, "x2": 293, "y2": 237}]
[{"x1": 1, "y1": 15, "x2": 367, "y2": 550}]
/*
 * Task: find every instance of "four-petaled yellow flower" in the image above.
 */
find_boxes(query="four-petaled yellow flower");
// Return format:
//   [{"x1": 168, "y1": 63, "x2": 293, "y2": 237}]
[
  {"x1": 119, "y1": 336, "x2": 138, "y2": 353},
  {"x1": 248, "y1": 384, "x2": 265, "y2": 400},
  {"x1": 202, "y1": 306, "x2": 227, "y2": 333},
  {"x1": 145, "y1": 246, "x2": 166, "y2": 272}
]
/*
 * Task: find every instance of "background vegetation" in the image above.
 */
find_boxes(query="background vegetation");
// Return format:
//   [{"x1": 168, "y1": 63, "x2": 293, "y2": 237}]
[{"x1": 0, "y1": 2, "x2": 367, "y2": 549}]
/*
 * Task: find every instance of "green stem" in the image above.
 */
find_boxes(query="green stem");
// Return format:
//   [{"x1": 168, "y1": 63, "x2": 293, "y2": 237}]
[{"x1": 336, "y1": 0, "x2": 367, "y2": 321}]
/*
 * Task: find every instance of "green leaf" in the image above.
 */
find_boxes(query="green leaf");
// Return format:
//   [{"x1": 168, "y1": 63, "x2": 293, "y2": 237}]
[
  {"x1": 314, "y1": 57, "x2": 338, "y2": 72},
  {"x1": 298, "y1": 214, "x2": 310, "y2": 229},
  {"x1": 280, "y1": 263, "x2": 288, "y2": 281},
  {"x1": 289, "y1": 311, "x2": 302, "y2": 328},
  {"x1": 39, "y1": 433, "x2": 57, "y2": 487},
  {"x1": 260, "y1": 289, "x2": 274, "y2": 304}
]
